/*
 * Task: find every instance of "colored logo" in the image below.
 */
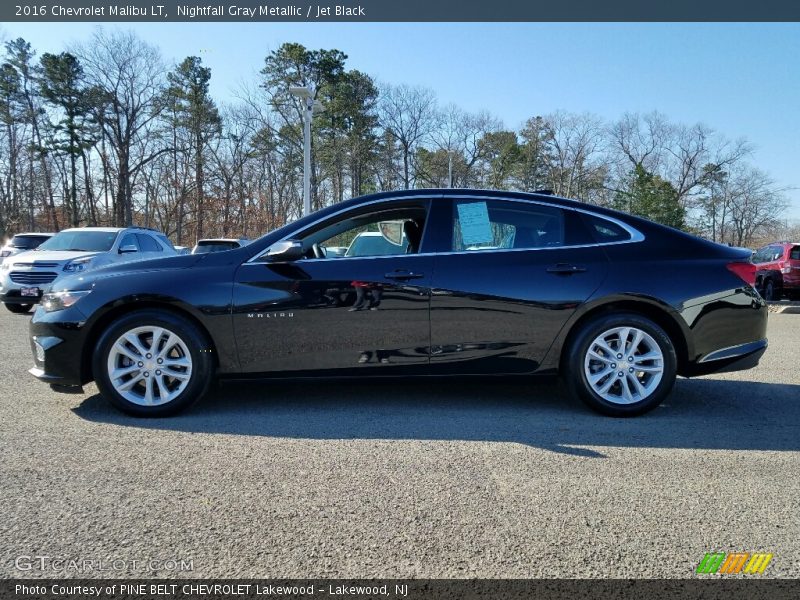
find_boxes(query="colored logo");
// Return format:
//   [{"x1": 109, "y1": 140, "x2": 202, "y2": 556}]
[{"x1": 697, "y1": 552, "x2": 773, "y2": 574}]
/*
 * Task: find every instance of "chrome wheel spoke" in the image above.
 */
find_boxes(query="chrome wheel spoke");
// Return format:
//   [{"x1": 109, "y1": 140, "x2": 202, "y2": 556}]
[
  {"x1": 628, "y1": 373, "x2": 646, "y2": 398},
  {"x1": 113, "y1": 342, "x2": 140, "y2": 362},
  {"x1": 117, "y1": 373, "x2": 144, "y2": 392},
  {"x1": 588, "y1": 368, "x2": 612, "y2": 386},
  {"x1": 123, "y1": 333, "x2": 148, "y2": 356},
  {"x1": 163, "y1": 367, "x2": 190, "y2": 381},
  {"x1": 588, "y1": 349, "x2": 613, "y2": 364},
  {"x1": 111, "y1": 364, "x2": 140, "y2": 380},
  {"x1": 619, "y1": 375, "x2": 634, "y2": 402}
]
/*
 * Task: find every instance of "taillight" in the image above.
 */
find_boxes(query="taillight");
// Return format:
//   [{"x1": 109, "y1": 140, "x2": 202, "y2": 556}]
[
  {"x1": 779, "y1": 261, "x2": 791, "y2": 274},
  {"x1": 727, "y1": 261, "x2": 756, "y2": 286}
]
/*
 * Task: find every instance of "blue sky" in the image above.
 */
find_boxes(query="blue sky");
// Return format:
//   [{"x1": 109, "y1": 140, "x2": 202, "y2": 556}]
[{"x1": 3, "y1": 22, "x2": 799, "y2": 218}]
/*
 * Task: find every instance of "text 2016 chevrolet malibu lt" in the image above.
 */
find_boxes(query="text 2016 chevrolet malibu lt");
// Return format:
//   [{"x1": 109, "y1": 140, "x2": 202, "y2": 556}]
[{"x1": 28, "y1": 189, "x2": 767, "y2": 417}]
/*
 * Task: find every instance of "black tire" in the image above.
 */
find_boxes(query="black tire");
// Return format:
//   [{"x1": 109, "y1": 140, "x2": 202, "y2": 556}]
[
  {"x1": 4, "y1": 303, "x2": 32, "y2": 314},
  {"x1": 764, "y1": 279, "x2": 778, "y2": 301},
  {"x1": 563, "y1": 312, "x2": 678, "y2": 417},
  {"x1": 92, "y1": 309, "x2": 214, "y2": 417}
]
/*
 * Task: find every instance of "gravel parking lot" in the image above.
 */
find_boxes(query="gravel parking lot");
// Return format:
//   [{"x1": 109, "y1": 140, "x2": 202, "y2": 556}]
[{"x1": 1, "y1": 308, "x2": 798, "y2": 579}]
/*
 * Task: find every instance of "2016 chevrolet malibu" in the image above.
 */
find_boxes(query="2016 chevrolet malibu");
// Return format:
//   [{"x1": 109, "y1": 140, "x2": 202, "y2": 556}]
[{"x1": 28, "y1": 189, "x2": 767, "y2": 417}]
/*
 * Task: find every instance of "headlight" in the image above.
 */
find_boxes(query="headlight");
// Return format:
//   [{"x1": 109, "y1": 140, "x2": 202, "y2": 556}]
[
  {"x1": 42, "y1": 290, "x2": 91, "y2": 312},
  {"x1": 63, "y1": 257, "x2": 94, "y2": 273}
]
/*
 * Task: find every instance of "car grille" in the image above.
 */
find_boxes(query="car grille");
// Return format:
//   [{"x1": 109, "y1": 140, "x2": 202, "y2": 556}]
[
  {"x1": 12, "y1": 262, "x2": 59, "y2": 268},
  {"x1": 9, "y1": 272, "x2": 58, "y2": 285}
]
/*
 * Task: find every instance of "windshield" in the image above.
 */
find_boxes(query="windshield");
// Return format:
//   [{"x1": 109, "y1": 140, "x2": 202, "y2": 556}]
[
  {"x1": 38, "y1": 231, "x2": 119, "y2": 252},
  {"x1": 10, "y1": 235, "x2": 50, "y2": 249},
  {"x1": 193, "y1": 242, "x2": 238, "y2": 254}
]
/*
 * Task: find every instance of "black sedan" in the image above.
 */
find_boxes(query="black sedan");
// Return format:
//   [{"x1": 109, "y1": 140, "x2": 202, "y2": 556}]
[{"x1": 28, "y1": 189, "x2": 767, "y2": 417}]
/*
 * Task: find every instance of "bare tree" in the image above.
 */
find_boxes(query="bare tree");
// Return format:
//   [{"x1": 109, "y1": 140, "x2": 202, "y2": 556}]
[
  {"x1": 545, "y1": 111, "x2": 606, "y2": 199},
  {"x1": 76, "y1": 29, "x2": 166, "y2": 226},
  {"x1": 378, "y1": 83, "x2": 437, "y2": 189}
]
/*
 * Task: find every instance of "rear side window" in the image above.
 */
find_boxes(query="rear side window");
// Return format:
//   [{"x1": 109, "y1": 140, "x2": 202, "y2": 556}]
[
  {"x1": 137, "y1": 234, "x2": 162, "y2": 252},
  {"x1": 451, "y1": 200, "x2": 564, "y2": 251},
  {"x1": 790, "y1": 246, "x2": 800, "y2": 260},
  {"x1": 583, "y1": 214, "x2": 632, "y2": 244}
]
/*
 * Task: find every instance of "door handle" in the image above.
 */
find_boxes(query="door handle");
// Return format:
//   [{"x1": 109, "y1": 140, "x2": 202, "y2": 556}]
[
  {"x1": 546, "y1": 263, "x2": 587, "y2": 275},
  {"x1": 385, "y1": 270, "x2": 424, "y2": 281}
]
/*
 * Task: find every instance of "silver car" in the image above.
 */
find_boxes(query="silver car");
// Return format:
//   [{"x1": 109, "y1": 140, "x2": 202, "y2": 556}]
[{"x1": 0, "y1": 226, "x2": 176, "y2": 313}]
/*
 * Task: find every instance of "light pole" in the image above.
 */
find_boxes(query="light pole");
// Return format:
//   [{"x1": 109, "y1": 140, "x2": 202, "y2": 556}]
[{"x1": 288, "y1": 85, "x2": 321, "y2": 217}]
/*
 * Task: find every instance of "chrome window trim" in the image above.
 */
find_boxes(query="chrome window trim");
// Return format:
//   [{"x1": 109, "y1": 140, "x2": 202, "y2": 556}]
[{"x1": 246, "y1": 193, "x2": 645, "y2": 264}]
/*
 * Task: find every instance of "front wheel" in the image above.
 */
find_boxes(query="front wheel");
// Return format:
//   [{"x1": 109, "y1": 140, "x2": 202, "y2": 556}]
[
  {"x1": 92, "y1": 310, "x2": 214, "y2": 417},
  {"x1": 4, "y1": 302, "x2": 32, "y2": 314},
  {"x1": 563, "y1": 313, "x2": 677, "y2": 417}
]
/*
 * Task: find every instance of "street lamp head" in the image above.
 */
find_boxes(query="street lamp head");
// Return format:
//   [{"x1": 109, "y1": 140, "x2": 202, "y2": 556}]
[{"x1": 288, "y1": 85, "x2": 312, "y2": 98}]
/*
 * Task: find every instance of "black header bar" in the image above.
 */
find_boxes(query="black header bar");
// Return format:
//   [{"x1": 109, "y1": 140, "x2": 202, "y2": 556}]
[{"x1": 3, "y1": 0, "x2": 800, "y2": 23}]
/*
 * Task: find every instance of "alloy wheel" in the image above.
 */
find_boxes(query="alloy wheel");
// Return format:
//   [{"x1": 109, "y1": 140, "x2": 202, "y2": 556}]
[
  {"x1": 106, "y1": 325, "x2": 193, "y2": 406},
  {"x1": 583, "y1": 326, "x2": 664, "y2": 405}
]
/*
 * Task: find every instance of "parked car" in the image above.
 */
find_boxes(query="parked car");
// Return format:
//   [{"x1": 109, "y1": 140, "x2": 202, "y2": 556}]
[
  {"x1": 191, "y1": 238, "x2": 250, "y2": 254},
  {"x1": 0, "y1": 232, "x2": 55, "y2": 265},
  {"x1": 174, "y1": 245, "x2": 191, "y2": 255},
  {"x1": 29, "y1": 189, "x2": 766, "y2": 418},
  {"x1": 1, "y1": 226, "x2": 176, "y2": 313},
  {"x1": 752, "y1": 241, "x2": 800, "y2": 300}
]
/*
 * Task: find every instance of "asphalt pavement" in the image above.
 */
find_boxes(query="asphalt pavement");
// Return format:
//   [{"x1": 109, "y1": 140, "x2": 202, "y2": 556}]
[{"x1": 0, "y1": 308, "x2": 798, "y2": 578}]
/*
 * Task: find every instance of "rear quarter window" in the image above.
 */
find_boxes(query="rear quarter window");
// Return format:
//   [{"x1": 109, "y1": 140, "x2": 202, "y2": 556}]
[{"x1": 583, "y1": 215, "x2": 632, "y2": 244}]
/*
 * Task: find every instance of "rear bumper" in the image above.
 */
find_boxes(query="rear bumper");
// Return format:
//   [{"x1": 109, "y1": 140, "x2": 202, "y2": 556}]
[{"x1": 684, "y1": 338, "x2": 768, "y2": 376}]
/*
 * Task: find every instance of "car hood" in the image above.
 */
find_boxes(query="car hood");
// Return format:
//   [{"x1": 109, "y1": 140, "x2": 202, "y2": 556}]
[
  {"x1": 51, "y1": 253, "x2": 206, "y2": 292},
  {"x1": 11, "y1": 250, "x2": 102, "y2": 264}
]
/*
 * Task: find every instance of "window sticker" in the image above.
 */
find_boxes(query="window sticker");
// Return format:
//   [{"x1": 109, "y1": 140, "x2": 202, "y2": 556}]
[{"x1": 456, "y1": 202, "x2": 494, "y2": 246}]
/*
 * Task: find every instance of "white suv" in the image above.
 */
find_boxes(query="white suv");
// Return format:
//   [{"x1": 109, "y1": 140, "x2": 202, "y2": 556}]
[
  {"x1": 0, "y1": 232, "x2": 55, "y2": 265},
  {"x1": 0, "y1": 226, "x2": 176, "y2": 313}
]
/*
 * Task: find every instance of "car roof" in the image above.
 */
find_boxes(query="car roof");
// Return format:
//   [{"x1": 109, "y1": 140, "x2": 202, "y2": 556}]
[
  {"x1": 60, "y1": 227, "x2": 126, "y2": 233},
  {"x1": 196, "y1": 238, "x2": 243, "y2": 243}
]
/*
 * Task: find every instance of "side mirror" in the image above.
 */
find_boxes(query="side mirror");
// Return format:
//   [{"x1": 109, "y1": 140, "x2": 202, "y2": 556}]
[
  {"x1": 265, "y1": 240, "x2": 304, "y2": 262},
  {"x1": 119, "y1": 245, "x2": 138, "y2": 254}
]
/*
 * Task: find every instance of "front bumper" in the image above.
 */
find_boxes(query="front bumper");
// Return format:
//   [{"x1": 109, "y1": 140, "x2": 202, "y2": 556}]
[
  {"x1": 28, "y1": 305, "x2": 90, "y2": 387},
  {"x1": 2, "y1": 288, "x2": 45, "y2": 304}
]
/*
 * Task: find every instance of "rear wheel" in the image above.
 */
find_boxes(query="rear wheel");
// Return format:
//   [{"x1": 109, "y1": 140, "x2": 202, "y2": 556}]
[
  {"x1": 92, "y1": 310, "x2": 214, "y2": 417},
  {"x1": 4, "y1": 303, "x2": 32, "y2": 314},
  {"x1": 564, "y1": 313, "x2": 677, "y2": 417},
  {"x1": 764, "y1": 279, "x2": 778, "y2": 301}
]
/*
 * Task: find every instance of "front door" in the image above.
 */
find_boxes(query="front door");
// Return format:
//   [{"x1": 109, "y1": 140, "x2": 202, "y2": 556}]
[{"x1": 232, "y1": 200, "x2": 434, "y2": 376}]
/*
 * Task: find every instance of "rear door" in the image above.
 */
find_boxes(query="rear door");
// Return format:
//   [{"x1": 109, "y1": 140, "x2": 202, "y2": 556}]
[{"x1": 429, "y1": 196, "x2": 609, "y2": 375}]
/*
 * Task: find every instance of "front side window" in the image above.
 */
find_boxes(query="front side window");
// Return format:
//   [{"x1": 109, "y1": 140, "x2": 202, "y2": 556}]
[
  {"x1": 451, "y1": 200, "x2": 564, "y2": 252},
  {"x1": 298, "y1": 205, "x2": 428, "y2": 259},
  {"x1": 119, "y1": 234, "x2": 139, "y2": 251}
]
